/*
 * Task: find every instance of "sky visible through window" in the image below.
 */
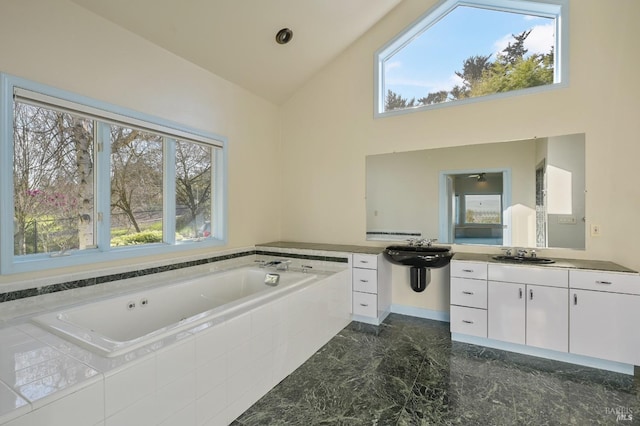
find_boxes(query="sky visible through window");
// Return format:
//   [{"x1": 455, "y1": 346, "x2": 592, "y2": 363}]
[{"x1": 385, "y1": 5, "x2": 555, "y2": 102}]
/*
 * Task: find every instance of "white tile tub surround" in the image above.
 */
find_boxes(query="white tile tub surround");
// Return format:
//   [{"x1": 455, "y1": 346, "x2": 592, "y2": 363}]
[
  {"x1": 256, "y1": 248, "x2": 352, "y2": 274},
  {"x1": 2, "y1": 381, "x2": 104, "y2": 426},
  {"x1": 0, "y1": 327, "x2": 101, "y2": 411},
  {"x1": 0, "y1": 382, "x2": 29, "y2": 425},
  {"x1": 0, "y1": 246, "x2": 256, "y2": 327},
  {"x1": 0, "y1": 259, "x2": 351, "y2": 425}
]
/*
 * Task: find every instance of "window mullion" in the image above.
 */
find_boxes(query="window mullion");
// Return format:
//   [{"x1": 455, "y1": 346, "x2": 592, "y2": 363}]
[
  {"x1": 214, "y1": 146, "x2": 227, "y2": 241},
  {"x1": 96, "y1": 122, "x2": 112, "y2": 251},
  {"x1": 0, "y1": 75, "x2": 15, "y2": 272},
  {"x1": 164, "y1": 137, "x2": 176, "y2": 245}
]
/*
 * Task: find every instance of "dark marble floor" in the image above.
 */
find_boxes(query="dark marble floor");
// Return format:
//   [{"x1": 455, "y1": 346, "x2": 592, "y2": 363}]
[{"x1": 234, "y1": 314, "x2": 639, "y2": 425}]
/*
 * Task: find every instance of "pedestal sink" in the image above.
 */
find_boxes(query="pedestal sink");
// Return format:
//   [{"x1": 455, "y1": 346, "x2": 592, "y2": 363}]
[{"x1": 384, "y1": 244, "x2": 453, "y2": 292}]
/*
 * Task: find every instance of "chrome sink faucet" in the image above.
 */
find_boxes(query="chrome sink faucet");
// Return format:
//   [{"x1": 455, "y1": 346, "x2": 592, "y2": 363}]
[
  {"x1": 406, "y1": 238, "x2": 423, "y2": 246},
  {"x1": 262, "y1": 260, "x2": 291, "y2": 271},
  {"x1": 407, "y1": 238, "x2": 437, "y2": 247}
]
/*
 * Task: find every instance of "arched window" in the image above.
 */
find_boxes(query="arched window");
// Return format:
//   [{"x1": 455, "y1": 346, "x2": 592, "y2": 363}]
[{"x1": 375, "y1": 0, "x2": 568, "y2": 116}]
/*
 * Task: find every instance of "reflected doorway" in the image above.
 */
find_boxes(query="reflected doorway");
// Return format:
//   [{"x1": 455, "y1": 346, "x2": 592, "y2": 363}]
[
  {"x1": 535, "y1": 161, "x2": 547, "y2": 247},
  {"x1": 439, "y1": 169, "x2": 511, "y2": 246}
]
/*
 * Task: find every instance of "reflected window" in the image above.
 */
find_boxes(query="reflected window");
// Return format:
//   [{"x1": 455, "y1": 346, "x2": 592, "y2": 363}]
[{"x1": 464, "y1": 194, "x2": 502, "y2": 224}]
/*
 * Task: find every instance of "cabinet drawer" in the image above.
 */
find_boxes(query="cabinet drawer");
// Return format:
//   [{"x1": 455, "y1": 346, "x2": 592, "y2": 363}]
[
  {"x1": 353, "y1": 254, "x2": 378, "y2": 270},
  {"x1": 450, "y1": 277, "x2": 487, "y2": 309},
  {"x1": 353, "y1": 268, "x2": 378, "y2": 293},
  {"x1": 353, "y1": 292, "x2": 377, "y2": 317},
  {"x1": 450, "y1": 305, "x2": 487, "y2": 338},
  {"x1": 450, "y1": 261, "x2": 487, "y2": 280},
  {"x1": 569, "y1": 269, "x2": 640, "y2": 295},
  {"x1": 488, "y1": 264, "x2": 568, "y2": 288}
]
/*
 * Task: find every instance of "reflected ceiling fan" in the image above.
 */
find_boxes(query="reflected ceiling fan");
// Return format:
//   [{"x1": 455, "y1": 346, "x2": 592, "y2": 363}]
[{"x1": 468, "y1": 172, "x2": 487, "y2": 182}]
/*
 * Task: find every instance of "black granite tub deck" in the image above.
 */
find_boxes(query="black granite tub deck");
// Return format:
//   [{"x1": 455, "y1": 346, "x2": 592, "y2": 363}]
[{"x1": 234, "y1": 314, "x2": 639, "y2": 425}]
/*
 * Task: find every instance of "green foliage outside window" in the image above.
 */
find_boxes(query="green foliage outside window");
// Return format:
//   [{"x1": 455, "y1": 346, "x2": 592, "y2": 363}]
[{"x1": 385, "y1": 30, "x2": 554, "y2": 111}]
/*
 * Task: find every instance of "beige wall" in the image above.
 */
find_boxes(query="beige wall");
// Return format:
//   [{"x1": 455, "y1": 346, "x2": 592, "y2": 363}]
[
  {"x1": 0, "y1": 0, "x2": 282, "y2": 282},
  {"x1": 281, "y1": 0, "x2": 640, "y2": 312}
]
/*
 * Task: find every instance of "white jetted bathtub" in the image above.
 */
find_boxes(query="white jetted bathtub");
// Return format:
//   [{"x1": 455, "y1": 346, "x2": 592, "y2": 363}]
[{"x1": 32, "y1": 266, "x2": 317, "y2": 357}]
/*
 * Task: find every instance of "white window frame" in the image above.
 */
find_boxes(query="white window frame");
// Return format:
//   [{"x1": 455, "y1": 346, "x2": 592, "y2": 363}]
[
  {"x1": 0, "y1": 73, "x2": 228, "y2": 275},
  {"x1": 374, "y1": 0, "x2": 569, "y2": 118}
]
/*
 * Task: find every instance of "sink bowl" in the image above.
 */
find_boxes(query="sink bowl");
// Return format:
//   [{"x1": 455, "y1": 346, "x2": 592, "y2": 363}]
[
  {"x1": 384, "y1": 245, "x2": 453, "y2": 269},
  {"x1": 492, "y1": 255, "x2": 555, "y2": 264}
]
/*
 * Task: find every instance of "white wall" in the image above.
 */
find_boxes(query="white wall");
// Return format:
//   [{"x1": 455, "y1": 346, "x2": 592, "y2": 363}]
[
  {"x1": 0, "y1": 0, "x2": 283, "y2": 282},
  {"x1": 280, "y1": 0, "x2": 640, "y2": 312}
]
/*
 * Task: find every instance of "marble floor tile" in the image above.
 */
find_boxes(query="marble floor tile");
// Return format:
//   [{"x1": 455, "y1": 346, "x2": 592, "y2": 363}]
[{"x1": 234, "y1": 314, "x2": 639, "y2": 425}]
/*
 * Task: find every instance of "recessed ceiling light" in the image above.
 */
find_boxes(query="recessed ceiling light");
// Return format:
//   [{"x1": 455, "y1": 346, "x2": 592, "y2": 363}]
[{"x1": 275, "y1": 28, "x2": 293, "y2": 45}]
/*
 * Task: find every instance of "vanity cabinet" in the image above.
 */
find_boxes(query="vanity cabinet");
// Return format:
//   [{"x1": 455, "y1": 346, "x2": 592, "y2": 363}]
[
  {"x1": 487, "y1": 264, "x2": 568, "y2": 352},
  {"x1": 488, "y1": 281, "x2": 568, "y2": 352},
  {"x1": 569, "y1": 270, "x2": 640, "y2": 365},
  {"x1": 451, "y1": 256, "x2": 640, "y2": 372},
  {"x1": 487, "y1": 280, "x2": 525, "y2": 345},
  {"x1": 449, "y1": 261, "x2": 488, "y2": 338},
  {"x1": 351, "y1": 253, "x2": 391, "y2": 325}
]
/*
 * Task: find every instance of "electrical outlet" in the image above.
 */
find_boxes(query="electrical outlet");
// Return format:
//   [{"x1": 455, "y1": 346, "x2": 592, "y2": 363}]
[{"x1": 591, "y1": 224, "x2": 601, "y2": 236}]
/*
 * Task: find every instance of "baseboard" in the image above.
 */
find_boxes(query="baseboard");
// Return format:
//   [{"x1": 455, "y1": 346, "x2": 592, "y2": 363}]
[
  {"x1": 390, "y1": 305, "x2": 450, "y2": 323},
  {"x1": 451, "y1": 333, "x2": 635, "y2": 376}
]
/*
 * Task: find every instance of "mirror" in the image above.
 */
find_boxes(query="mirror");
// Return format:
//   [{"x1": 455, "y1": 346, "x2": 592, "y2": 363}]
[{"x1": 366, "y1": 133, "x2": 586, "y2": 249}]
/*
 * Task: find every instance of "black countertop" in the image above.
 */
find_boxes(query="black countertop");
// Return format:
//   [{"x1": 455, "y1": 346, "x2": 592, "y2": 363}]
[
  {"x1": 257, "y1": 241, "x2": 385, "y2": 255},
  {"x1": 257, "y1": 242, "x2": 637, "y2": 274}
]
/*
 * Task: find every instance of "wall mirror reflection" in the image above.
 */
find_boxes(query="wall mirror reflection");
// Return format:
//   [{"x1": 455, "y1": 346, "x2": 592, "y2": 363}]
[{"x1": 366, "y1": 133, "x2": 585, "y2": 250}]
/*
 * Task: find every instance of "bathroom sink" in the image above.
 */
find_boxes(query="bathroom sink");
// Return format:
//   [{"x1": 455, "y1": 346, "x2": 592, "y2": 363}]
[
  {"x1": 492, "y1": 255, "x2": 555, "y2": 264},
  {"x1": 384, "y1": 245, "x2": 453, "y2": 269}
]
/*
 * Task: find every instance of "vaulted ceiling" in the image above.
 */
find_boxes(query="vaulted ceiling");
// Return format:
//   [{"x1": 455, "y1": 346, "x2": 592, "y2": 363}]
[{"x1": 71, "y1": 0, "x2": 403, "y2": 104}]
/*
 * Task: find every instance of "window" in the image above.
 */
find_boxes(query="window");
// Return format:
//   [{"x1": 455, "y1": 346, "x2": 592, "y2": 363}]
[
  {"x1": 13, "y1": 102, "x2": 96, "y2": 255},
  {"x1": 175, "y1": 140, "x2": 215, "y2": 241},
  {"x1": 375, "y1": 0, "x2": 568, "y2": 116},
  {"x1": 1, "y1": 74, "x2": 227, "y2": 274},
  {"x1": 464, "y1": 194, "x2": 502, "y2": 224},
  {"x1": 109, "y1": 126, "x2": 164, "y2": 247}
]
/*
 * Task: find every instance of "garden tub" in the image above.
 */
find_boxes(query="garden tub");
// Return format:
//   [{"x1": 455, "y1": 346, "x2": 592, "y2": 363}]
[{"x1": 31, "y1": 265, "x2": 317, "y2": 357}]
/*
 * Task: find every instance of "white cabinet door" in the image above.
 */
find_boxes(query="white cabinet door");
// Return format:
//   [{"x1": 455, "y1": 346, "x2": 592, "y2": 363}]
[
  {"x1": 526, "y1": 285, "x2": 568, "y2": 352},
  {"x1": 570, "y1": 289, "x2": 640, "y2": 365},
  {"x1": 488, "y1": 281, "x2": 525, "y2": 345}
]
